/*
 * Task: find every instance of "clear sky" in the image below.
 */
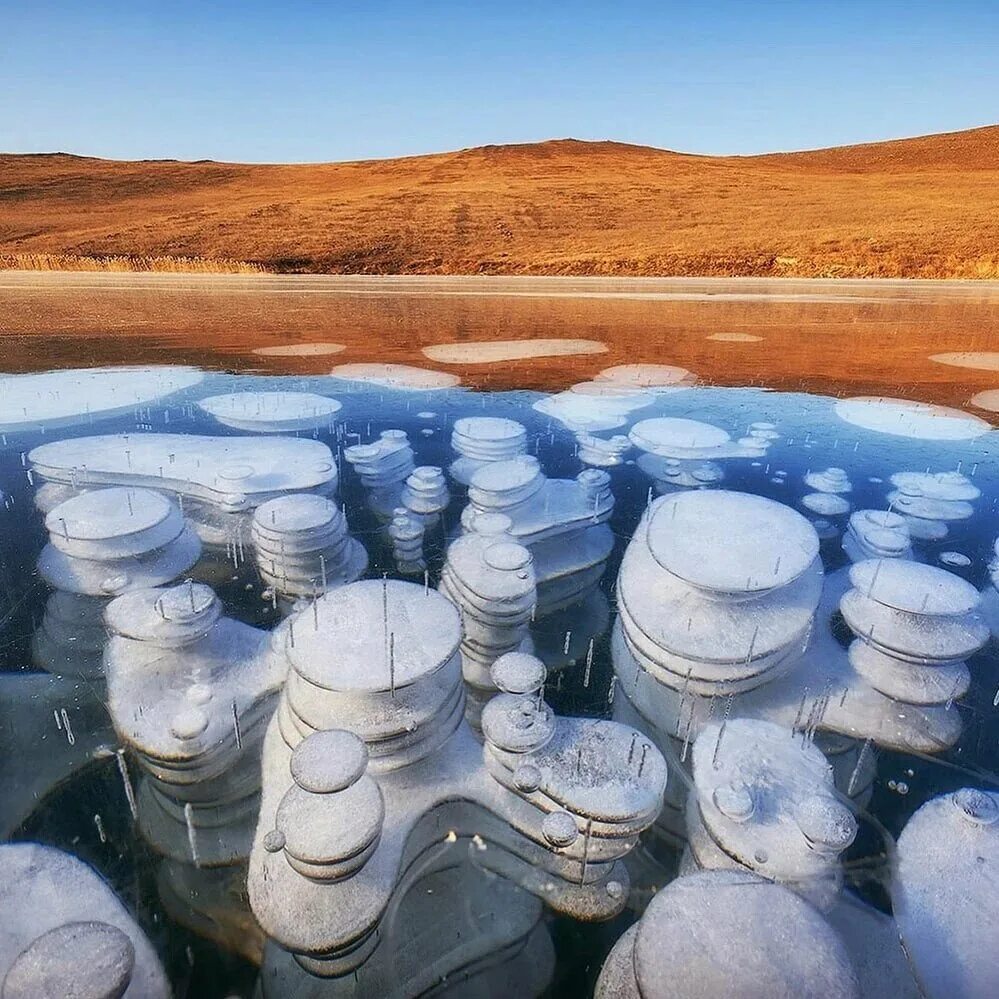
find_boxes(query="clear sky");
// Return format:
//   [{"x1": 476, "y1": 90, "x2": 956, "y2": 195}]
[{"x1": 2, "y1": 1, "x2": 997, "y2": 163}]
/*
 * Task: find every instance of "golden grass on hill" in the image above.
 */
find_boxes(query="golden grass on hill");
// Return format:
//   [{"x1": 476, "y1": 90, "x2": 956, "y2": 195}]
[
  {"x1": 0, "y1": 252, "x2": 264, "y2": 273},
  {"x1": 2, "y1": 125, "x2": 999, "y2": 278}
]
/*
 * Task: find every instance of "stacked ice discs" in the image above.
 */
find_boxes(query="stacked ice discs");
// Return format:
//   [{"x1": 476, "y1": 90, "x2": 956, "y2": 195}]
[
  {"x1": 275, "y1": 580, "x2": 464, "y2": 771},
  {"x1": 268, "y1": 730, "x2": 384, "y2": 884},
  {"x1": 440, "y1": 521, "x2": 537, "y2": 714},
  {"x1": 615, "y1": 491, "x2": 823, "y2": 706},
  {"x1": 575, "y1": 433, "x2": 631, "y2": 468},
  {"x1": 33, "y1": 487, "x2": 201, "y2": 675},
  {"x1": 802, "y1": 467, "x2": 853, "y2": 518},
  {"x1": 630, "y1": 417, "x2": 770, "y2": 495},
  {"x1": 104, "y1": 582, "x2": 281, "y2": 864},
  {"x1": 465, "y1": 458, "x2": 615, "y2": 616},
  {"x1": 400, "y1": 466, "x2": 450, "y2": 526},
  {"x1": 31, "y1": 591, "x2": 110, "y2": 679},
  {"x1": 344, "y1": 430, "x2": 416, "y2": 521},
  {"x1": 888, "y1": 470, "x2": 979, "y2": 541},
  {"x1": 840, "y1": 560, "x2": 988, "y2": 708},
  {"x1": 388, "y1": 508, "x2": 426, "y2": 575},
  {"x1": 197, "y1": 391, "x2": 342, "y2": 433},
  {"x1": 251, "y1": 494, "x2": 367, "y2": 601},
  {"x1": 842, "y1": 509, "x2": 913, "y2": 563},
  {"x1": 450, "y1": 417, "x2": 528, "y2": 485}
]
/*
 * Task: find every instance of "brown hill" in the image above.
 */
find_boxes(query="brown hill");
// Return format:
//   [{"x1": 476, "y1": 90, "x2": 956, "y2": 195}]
[{"x1": 2, "y1": 126, "x2": 999, "y2": 278}]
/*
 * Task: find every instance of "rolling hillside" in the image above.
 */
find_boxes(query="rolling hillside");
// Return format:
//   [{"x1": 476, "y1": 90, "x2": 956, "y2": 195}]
[{"x1": 2, "y1": 126, "x2": 999, "y2": 278}]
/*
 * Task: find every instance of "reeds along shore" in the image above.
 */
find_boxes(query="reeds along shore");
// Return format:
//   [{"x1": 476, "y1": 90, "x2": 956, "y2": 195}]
[
  {"x1": 0, "y1": 253, "x2": 266, "y2": 274},
  {"x1": 3, "y1": 250, "x2": 999, "y2": 279}
]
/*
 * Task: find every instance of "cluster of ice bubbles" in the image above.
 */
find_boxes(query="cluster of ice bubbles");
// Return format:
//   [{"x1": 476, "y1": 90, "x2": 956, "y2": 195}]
[{"x1": 0, "y1": 363, "x2": 997, "y2": 997}]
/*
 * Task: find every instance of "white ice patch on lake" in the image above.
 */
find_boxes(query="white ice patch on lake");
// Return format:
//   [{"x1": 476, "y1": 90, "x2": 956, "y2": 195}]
[
  {"x1": 330, "y1": 362, "x2": 461, "y2": 390},
  {"x1": 834, "y1": 397, "x2": 992, "y2": 441},
  {"x1": 197, "y1": 391, "x2": 342, "y2": 432},
  {"x1": 422, "y1": 339, "x2": 607, "y2": 363},
  {"x1": 0, "y1": 366, "x2": 204, "y2": 433}
]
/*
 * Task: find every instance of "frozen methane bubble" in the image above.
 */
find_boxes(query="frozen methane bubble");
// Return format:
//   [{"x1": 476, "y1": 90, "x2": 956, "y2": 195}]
[
  {"x1": 595, "y1": 363, "x2": 697, "y2": 389},
  {"x1": 197, "y1": 391, "x2": 342, "y2": 433},
  {"x1": 464, "y1": 456, "x2": 615, "y2": 619},
  {"x1": 834, "y1": 397, "x2": 992, "y2": 441},
  {"x1": 928, "y1": 351, "x2": 999, "y2": 371},
  {"x1": 802, "y1": 467, "x2": 853, "y2": 521},
  {"x1": 708, "y1": 331, "x2": 764, "y2": 342},
  {"x1": 388, "y1": 507, "x2": 427, "y2": 575},
  {"x1": 329, "y1": 362, "x2": 461, "y2": 390},
  {"x1": 887, "y1": 470, "x2": 979, "y2": 542},
  {"x1": 970, "y1": 388, "x2": 999, "y2": 414},
  {"x1": 575, "y1": 433, "x2": 632, "y2": 468},
  {"x1": 0, "y1": 843, "x2": 169, "y2": 998},
  {"x1": 840, "y1": 560, "x2": 987, "y2": 708},
  {"x1": 595, "y1": 870, "x2": 859, "y2": 999},
  {"x1": 253, "y1": 342, "x2": 346, "y2": 357},
  {"x1": 400, "y1": 466, "x2": 450, "y2": 527},
  {"x1": 104, "y1": 581, "x2": 283, "y2": 865},
  {"x1": 423, "y1": 338, "x2": 607, "y2": 363},
  {"x1": 2, "y1": 921, "x2": 135, "y2": 999},
  {"x1": 615, "y1": 490, "x2": 822, "y2": 697},
  {"x1": 449, "y1": 416, "x2": 528, "y2": 485},
  {"x1": 842, "y1": 510, "x2": 913, "y2": 563},
  {"x1": 344, "y1": 429, "x2": 416, "y2": 521},
  {"x1": 32, "y1": 487, "x2": 200, "y2": 677},
  {"x1": 982, "y1": 537, "x2": 999, "y2": 639},
  {"x1": 270, "y1": 730, "x2": 385, "y2": 883},
  {"x1": 440, "y1": 523, "x2": 537, "y2": 723},
  {"x1": 630, "y1": 417, "x2": 771, "y2": 494},
  {"x1": 534, "y1": 381, "x2": 654, "y2": 432},
  {"x1": 274, "y1": 579, "x2": 466, "y2": 769},
  {"x1": 0, "y1": 366, "x2": 203, "y2": 433},
  {"x1": 685, "y1": 719, "x2": 856, "y2": 909},
  {"x1": 251, "y1": 493, "x2": 367, "y2": 603},
  {"x1": 29, "y1": 433, "x2": 339, "y2": 550},
  {"x1": 249, "y1": 580, "x2": 666, "y2": 971},
  {"x1": 939, "y1": 551, "x2": 971, "y2": 568},
  {"x1": 893, "y1": 788, "x2": 999, "y2": 999}
]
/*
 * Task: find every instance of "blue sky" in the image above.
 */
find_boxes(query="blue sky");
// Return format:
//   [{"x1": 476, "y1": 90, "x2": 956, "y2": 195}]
[{"x1": 2, "y1": 1, "x2": 996, "y2": 162}]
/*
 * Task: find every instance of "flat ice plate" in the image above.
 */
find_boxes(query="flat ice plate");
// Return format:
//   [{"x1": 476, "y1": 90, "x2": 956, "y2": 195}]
[
  {"x1": 0, "y1": 366, "x2": 203, "y2": 433},
  {"x1": 849, "y1": 559, "x2": 980, "y2": 616},
  {"x1": 835, "y1": 396, "x2": 992, "y2": 441},
  {"x1": 197, "y1": 391, "x2": 342, "y2": 430},
  {"x1": 633, "y1": 870, "x2": 858, "y2": 999},
  {"x1": 287, "y1": 580, "x2": 462, "y2": 692},
  {"x1": 630, "y1": 417, "x2": 731, "y2": 453},
  {"x1": 453, "y1": 417, "x2": 527, "y2": 442},
  {"x1": 330, "y1": 363, "x2": 460, "y2": 390},
  {"x1": 645, "y1": 491, "x2": 819, "y2": 594},
  {"x1": 45, "y1": 486, "x2": 172, "y2": 541},
  {"x1": 29, "y1": 434, "x2": 337, "y2": 509},
  {"x1": 253, "y1": 494, "x2": 340, "y2": 534}
]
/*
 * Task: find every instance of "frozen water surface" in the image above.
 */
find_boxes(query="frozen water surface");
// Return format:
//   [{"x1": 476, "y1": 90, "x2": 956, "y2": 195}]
[{"x1": 1, "y1": 293, "x2": 998, "y2": 998}]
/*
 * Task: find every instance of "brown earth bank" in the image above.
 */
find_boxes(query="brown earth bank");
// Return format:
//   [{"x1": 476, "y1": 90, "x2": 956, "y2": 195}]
[{"x1": 2, "y1": 126, "x2": 999, "y2": 278}]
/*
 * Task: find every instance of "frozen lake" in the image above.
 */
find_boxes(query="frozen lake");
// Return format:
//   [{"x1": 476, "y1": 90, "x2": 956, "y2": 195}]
[{"x1": 0, "y1": 275, "x2": 997, "y2": 998}]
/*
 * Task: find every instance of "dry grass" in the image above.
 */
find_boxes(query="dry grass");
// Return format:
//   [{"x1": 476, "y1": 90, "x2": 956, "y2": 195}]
[
  {"x1": 2, "y1": 126, "x2": 999, "y2": 278},
  {"x1": 0, "y1": 252, "x2": 265, "y2": 274}
]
